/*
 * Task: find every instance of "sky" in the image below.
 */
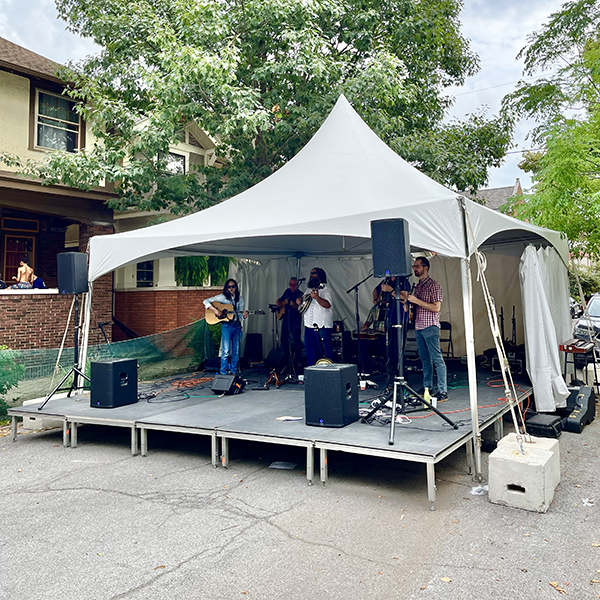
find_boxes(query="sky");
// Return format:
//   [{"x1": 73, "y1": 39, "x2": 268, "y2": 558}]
[{"x1": 0, "y1": 0, "x2": 566, "y2": 191}]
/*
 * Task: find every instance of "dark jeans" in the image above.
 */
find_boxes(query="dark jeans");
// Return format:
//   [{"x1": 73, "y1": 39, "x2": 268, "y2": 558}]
[{"x1": 281, "y1": 314, "x2": 302, "y2": 364}]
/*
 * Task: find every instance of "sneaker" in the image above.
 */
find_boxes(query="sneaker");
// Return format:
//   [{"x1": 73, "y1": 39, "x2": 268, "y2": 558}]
[{"x1": 438, "y1": 392, "x2": 448, "y2": 401}]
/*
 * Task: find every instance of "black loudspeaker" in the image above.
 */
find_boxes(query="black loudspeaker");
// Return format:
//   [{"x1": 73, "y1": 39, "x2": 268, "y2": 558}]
[
  {"x1": 211, "y1": 374, "x2": 245, "y2": 395},
  {"x1": 304, "y1": 363, "x2": 358, "y2": 427},
  {"x1": 265, "y1": 349, "x2": 287, "y2": 374},
  {"x1": 57, "y1": 252, "x2": 89, "y2": 294},
  {"x1": 90, "y1": 359, "x2": 138, "y2": 408},
  {"x1": 371, "y1": 218, "x2": 412, "y2": 277}
]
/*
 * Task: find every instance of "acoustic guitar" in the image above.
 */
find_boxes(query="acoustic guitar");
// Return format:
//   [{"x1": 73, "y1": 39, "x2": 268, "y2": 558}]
[{"x1": 205, "y1": 301, "x2": 265, "y2": 325}]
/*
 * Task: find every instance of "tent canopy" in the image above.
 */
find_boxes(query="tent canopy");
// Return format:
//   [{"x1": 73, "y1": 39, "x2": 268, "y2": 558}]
[{"x1": 88, "y1": 95, "x2": 568, "y2": 281}]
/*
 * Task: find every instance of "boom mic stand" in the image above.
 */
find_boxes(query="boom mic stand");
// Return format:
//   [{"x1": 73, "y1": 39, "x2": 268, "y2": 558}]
[
  {"x1": 38, "y1": 292, "x2": 91, "y2": 410},
  {"x1": 346, "y1": 272, "x2": 373, "y2": 377}
]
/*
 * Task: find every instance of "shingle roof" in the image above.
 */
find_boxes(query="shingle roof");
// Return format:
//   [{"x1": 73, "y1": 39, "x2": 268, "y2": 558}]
[
  {"x1": 463, "y1": 179, "x2": 522, "y2": 211},
  {"x1": 0, "y1": 36, "x2": 63, "y2": 83}
]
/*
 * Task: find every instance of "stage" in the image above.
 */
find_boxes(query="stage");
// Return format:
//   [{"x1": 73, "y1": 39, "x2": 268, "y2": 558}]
[{"x1": 8, "y1": 366, "x2": 531, "y2": 509}]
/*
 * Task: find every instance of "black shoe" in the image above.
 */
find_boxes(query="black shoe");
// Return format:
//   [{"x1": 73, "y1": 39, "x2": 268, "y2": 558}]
[{"x1": 438, "y1": 392, "x2": 448, "y2": 401}]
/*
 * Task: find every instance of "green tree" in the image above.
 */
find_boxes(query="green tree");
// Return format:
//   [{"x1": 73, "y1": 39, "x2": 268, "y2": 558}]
[
  {"x1": 502, "y1": 0, "x2": 600, "y2": 257},
  {"x1": 4, "y1": 0, "x2": 512, "y2": 212}
]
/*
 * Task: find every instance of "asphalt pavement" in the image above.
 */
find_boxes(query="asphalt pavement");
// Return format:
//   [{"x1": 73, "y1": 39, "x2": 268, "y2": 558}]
[{"x1": 1, "y1": 404, "x2": 599, "y2": 600}]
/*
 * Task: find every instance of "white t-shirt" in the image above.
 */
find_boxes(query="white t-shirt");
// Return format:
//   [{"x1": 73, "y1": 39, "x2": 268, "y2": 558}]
[{"x1": 303, "y1": 285, "x2": 333, "y2": 329}]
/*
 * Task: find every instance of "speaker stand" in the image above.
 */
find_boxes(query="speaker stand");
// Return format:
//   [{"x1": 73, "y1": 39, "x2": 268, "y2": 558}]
[{"x1": 38, "y1": 292, "x2": 90, "y2": 411}]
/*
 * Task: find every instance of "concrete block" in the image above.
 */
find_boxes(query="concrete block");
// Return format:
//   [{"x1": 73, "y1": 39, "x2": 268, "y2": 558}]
[
  {"x1": 489, "y1": 440, "x2": 560, "y2": 513},
  {"x1": 21, "y1": 398, "x2": 64, "y2": 430}
]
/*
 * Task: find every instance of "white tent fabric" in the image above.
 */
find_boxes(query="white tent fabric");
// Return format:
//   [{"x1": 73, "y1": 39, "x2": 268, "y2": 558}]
[
  {"x1": 87, "y1": 95, "x2": 568, "y2": 281},
  {"x1": 519, "y1": 246, "x2": 570, "y2": 411}
]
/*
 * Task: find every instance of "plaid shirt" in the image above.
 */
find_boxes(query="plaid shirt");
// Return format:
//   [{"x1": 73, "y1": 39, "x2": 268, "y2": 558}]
[{"x1": 414, "y1": 276, "x2": 442, "y2": 330}]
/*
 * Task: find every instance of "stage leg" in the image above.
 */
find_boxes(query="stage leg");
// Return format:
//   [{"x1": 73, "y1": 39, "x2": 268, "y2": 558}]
[
  {"x1": 71, "y1": 422, "x2": 78, "y2": 448},
  {"x1": 426, "y1": 462, "x2": 436, "y2": 511},
  {"x1": 131, "y1": 427, "x2": 138, "y2": 456},
  {"x1": 211, "y1": 434, "x2": 218, "y2": 468},
  {"x1": 494, "y1": 417, "x2": 504, "y2": 441},
  {"x1": 320, "y1": 448, "x2": 328, "y2": 486},
  {"x1": 63, "y1": 420, "x2": 70, "y2": 447},
  {"x1": 466, "y1": 438, "x2": 473, "y2": 474},
  {"x1": 140, "y1": 428, "x2": 147, "y2": 456},
  {"x1": 221, "y1": 437, "x2": 229, "y2": 468},
  {"x1": 306, "y1": 446, "x2": 314, "y2": 486},
  {"x1": 11, "y1": 415, "x2": 17, "y2": 441}
]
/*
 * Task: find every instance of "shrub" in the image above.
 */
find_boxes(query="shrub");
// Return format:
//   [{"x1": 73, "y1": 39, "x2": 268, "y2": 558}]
[{"x1": 0, "y1": 345, "x2": 25, "y2": 417}]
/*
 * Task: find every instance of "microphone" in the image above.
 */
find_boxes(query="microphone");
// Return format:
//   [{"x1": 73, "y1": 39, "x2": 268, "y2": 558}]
[{"x1": 297, "y1": 278, "x2": 306, "y2": 283}]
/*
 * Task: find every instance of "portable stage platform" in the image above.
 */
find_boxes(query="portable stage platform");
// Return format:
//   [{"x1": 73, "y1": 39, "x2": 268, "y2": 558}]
[{"x1": 8, "y1": 368, "x2": 531, "y2": 510}]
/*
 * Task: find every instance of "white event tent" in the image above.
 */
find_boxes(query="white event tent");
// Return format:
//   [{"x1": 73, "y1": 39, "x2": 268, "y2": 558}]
[{"x1": 84, "y1": 95, "x2": 571, "y2": 480}]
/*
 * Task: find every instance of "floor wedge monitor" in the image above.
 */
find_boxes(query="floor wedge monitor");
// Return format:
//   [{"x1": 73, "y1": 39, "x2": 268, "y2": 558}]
[
  {"x1": 305, "y1": 363, "x2": 358, "y2": 427},
  {"x1": 211, "y1": 374, "x2": 245, "y2": 395},
  {"x1": 90, "y1": 359, "x2": 138, "y2": 408}
]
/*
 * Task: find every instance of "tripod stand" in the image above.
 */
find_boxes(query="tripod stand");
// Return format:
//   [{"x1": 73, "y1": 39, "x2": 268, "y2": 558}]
[
  {"x1": 38, "y1": 293, "x2": 90, "y2": 410},
  {"x1": 363, "y1": 277, "x2": 457, "y2": 443}
]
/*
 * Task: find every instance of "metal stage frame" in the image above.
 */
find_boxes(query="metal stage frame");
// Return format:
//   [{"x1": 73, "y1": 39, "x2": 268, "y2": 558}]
[{"x1": 8, "y1": 371, "x2": 530, "y2": 510}]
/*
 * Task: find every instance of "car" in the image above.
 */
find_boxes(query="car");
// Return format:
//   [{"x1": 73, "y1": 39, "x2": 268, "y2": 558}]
[
  {"x1": 570, "y1": 297, "x2": 584, "y2": 319},
  {"x1": 573, "y1": 293, "x2": 600, "y2": 341}
]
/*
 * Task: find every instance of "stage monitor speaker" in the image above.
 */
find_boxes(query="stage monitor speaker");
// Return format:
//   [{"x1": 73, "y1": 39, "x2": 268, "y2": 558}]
[
  {"x1": 57, "y1": 252, "x2": 89, "y2": 294},
  {"x1": 371, "y1": 218, "x2": 412, "y2": 277},
  {"x1": 265, "y1": 349, "x2": 287, "y2": 374},
  {"x1": 304, "y1": 363, "x2": 358, "y2": 427},
  {"x1": 211, "y1": 374, "x2": 245, "y2": 395},
  {"x1": 90, "y1": 359, "x2": 138, "y2": 408}
]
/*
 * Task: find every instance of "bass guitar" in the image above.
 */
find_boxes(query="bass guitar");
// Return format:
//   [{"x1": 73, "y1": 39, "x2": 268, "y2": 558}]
[{"x1": 205, "y1": 301, "x2": 265, "y2": 325}]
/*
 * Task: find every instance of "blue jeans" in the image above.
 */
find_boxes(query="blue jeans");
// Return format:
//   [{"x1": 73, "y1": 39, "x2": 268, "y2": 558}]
[
  {"x1": 220, "y1": 322, "x2": 242, "y2": 374},
  {"x1": 304, "y1": 327, "x2": 333, "y2": 367},
  {"x1": 415, "y1": 326, "x2": 447, "y2": 394}
]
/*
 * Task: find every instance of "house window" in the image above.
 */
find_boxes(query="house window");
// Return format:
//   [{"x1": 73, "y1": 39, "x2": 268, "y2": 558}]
[
  {"x1": 136, "y1": 261, "x2": 154, "y2": 288},
  {"x1": 164, "y1": 152, "x2": 186, "y2": 175},
  {"x1": 36, "y1": 90, "x2": 81, "y2": 152}
]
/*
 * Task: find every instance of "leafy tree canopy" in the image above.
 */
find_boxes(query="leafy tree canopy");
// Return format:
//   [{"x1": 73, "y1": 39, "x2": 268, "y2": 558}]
[
  {"x1": 7, "y1": 0, "x2": 512, "y2": 212},
  {"x1": 502, "y1": 0, "x2": 600, "y2": 258}
]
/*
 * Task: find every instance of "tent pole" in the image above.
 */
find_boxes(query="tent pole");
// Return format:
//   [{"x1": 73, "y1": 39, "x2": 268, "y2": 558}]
[
  {"x1": 457, "y1": 196, "x2": 482, "y2": 481},
  {"x1": 460, "y1": 258, "x2": 482, "y2": 481}
]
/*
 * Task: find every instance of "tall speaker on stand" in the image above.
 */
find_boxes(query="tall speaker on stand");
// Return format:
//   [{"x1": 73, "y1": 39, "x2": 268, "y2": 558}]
[
  {"x1": 38, "y1": 253, "x2": 91, "y2": 410},
  {"x1": 364, "y1": 219, "x2": 457, "y2": 444}
]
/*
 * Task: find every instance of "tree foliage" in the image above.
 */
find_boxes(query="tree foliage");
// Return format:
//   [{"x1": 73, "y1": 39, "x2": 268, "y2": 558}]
[
  {"x1": 6, "y1": 0, "x2": 513, "y2": 212},
  {"x1": 502, "y1": 0, "x2": 600, "y2": 257}
]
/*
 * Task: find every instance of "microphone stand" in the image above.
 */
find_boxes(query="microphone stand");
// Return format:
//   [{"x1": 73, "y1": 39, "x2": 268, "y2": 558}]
[{"x1": 346, "y1": 272, "x2": 373, "y2": 376}]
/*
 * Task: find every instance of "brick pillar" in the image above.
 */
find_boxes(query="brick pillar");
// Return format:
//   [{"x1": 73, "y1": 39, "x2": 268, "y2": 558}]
[{"x1": 80, "y1": 223, "x2": 114, "y2": 343}]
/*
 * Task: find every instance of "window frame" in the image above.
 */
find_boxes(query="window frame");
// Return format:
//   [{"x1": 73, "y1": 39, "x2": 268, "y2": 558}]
[{"x1": 33, "y1": 88, "x2": 82, "y2": 153}]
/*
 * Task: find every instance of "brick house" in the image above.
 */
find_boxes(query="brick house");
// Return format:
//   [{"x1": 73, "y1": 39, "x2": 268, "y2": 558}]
[
  {"x1": 0, "y1": 37, "x2": 114, "y2": 350},
  {"x1": 0, "y1": 38, "x2": 225, "y2": 350}
]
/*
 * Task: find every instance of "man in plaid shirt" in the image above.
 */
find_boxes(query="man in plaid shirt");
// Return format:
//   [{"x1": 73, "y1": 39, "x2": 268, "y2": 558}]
[{"x1": 401, "y1": 257, "x2": 448, "y2": 400}]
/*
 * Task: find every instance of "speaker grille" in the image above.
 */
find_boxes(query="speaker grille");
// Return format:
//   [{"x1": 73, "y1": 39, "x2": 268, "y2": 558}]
[{"x1": 371, "y1": 219, "x2": 412, "y2": 277}]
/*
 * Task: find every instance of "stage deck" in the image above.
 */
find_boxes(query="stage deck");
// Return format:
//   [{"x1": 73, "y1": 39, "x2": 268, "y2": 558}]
[{"x1": 8, "y1": 369, "x2": 530, "y2": 509}]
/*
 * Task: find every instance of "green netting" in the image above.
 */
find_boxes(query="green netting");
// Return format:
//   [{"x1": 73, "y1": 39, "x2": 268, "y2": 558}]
[{"x1": 1, "y1": 319, "x2": 221, "y2": 408}]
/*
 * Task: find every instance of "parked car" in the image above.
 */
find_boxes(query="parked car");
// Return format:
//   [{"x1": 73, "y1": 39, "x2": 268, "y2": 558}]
[
  {"x1": 573, "y1": 293, "x2": 600, "y2": 341},
  {"x1": 570, "y1": 297, "x2": 584, "y2": 319}
]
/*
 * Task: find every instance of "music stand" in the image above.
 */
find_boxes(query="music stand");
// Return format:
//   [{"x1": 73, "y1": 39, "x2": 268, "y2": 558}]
[{"x1": 346, "y1": 272, "x2": 373, "y2": 377}]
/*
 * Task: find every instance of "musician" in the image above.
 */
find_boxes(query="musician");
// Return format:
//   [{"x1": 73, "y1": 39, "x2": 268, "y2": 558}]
[
  {"x1": 276, "y1": 277, "x2": 303, "y2": 366},
  {"x1": 362, "y1": 278, "x2": 394, "y2": 332},
  {"x1": 401, "y1": 257, "x2": 448, "y2": 400},
  {"x1": 303, "y1": 267, "x2": 334, "y2": 366},
  {"x1": 203, "y1": 279, "x2": 249, "y2": 375}
]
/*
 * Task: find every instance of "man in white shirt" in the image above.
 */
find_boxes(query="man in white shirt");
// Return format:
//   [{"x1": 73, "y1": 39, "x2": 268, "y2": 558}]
[{"x1": 303, "y1": 267, "x2": 334, "y2": 366}]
